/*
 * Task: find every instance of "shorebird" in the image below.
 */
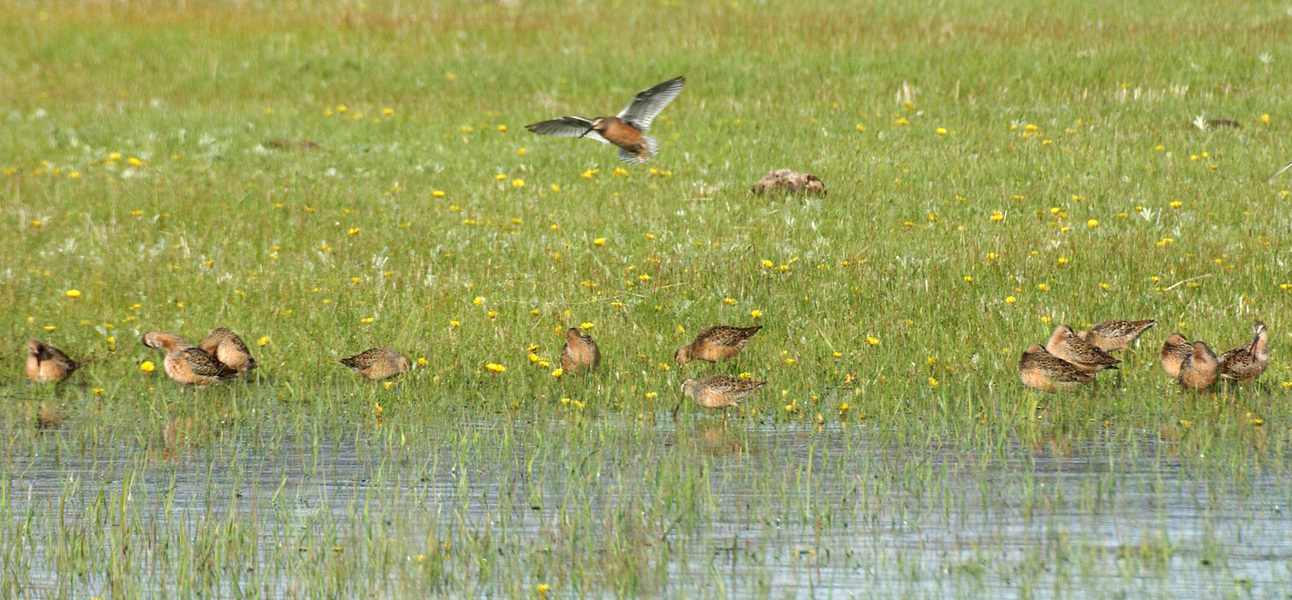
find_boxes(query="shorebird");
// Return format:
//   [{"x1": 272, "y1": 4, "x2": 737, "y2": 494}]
[
  {"x1": 1045, "y1": 325, "x2": 1120, "y2": 373},
  {"x1": 1159, "y1": 333, "x2": 1191, "y2": 379},
  {"x1": 1078, "y1": 319, "x2": 1157, "y2": 352},
  {"x1": 526, "y1": 76, "x2": 685, "y2": 164},
  {"x1": 25, "y1": 339, "x2": 79, "y2": 383},
  {"x1": 560, "y1": 328, "x2": 601, "y2": 374},
  {"x1": 1219, "y1": 321, "x2": 1269, "y2": 384},
  {"x1": 142, "y1": 331, "x2": 234, "y2": 386},
  {"x1": 675, "y1": 325, "x2": 762, "y2": 366},
  {"x1": 340, "y1": 347, "x2": 411, "y2": 381},
  {"x1": 677, "y1": 374, "x2": 767, "y2": 416},
  {"x1": 1017, "y1": 344, "x2": 1095, "y2": 392},
  {"x1": 1177, "y1": 341, "x2": 1220, "y2": 392},
  {"x1": 199, "y1": 328, "x2": 257, "y2": 374}
]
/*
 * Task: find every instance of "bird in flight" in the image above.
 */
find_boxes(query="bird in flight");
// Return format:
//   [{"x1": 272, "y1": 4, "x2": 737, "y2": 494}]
[{"x1": 526, "y1": 76, "x2": 685, "y2": 164}]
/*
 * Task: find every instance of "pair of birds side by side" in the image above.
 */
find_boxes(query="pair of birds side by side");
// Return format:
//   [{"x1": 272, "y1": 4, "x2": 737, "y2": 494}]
[
  {"x1": 1018, "y1": 320, "x2": 1155, "y2": 392},
  {"x1": 141, "y1": 328, "x2": 258, "y2": 386},
  {"x1": 676, "y1": 325, "x2": 767, "y2": 414},
  {"x1": 336, "y1": 326, "x2": 604, "y2": 383},
  {"x1": 1159, "y1": 322, "x2": 1269, "y2": 392}
]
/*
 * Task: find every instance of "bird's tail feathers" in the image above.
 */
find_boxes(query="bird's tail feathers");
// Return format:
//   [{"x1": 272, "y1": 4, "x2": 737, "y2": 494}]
[{"x1": 617, "y1": 136, "x2": 660, "y2": 164}]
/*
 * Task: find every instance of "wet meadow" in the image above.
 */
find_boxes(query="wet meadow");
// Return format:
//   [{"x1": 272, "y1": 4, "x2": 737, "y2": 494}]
[{"x1": 4, "y1": 0, "x2": 1292, "y2": 597}]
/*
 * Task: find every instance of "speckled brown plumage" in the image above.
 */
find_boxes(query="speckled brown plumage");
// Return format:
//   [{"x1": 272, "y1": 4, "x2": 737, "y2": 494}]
[
  {"x1": 199, "y1": 328, "x2": 258, "y2": 374},
  {"x1": 560, "y1": 328, "x2": 601, "y2": 374},
  {"x1": 1178, "y1": 341, "x2": 1220, "y2": 392},
  {"x1": 1045, "y1": 325, "x2": 1120, "y2": 373},
  {"x1": 1159, "y1": 333, "x2": 1191, "y2": 379},
  {"x1": 340, "y1": 347, "x2": 411, "y2": 381},
  {"x1": 751, "y1": 169, "x2": 827, "y2": 196},
  {"x1": 1078, "y1": 319, "x2": 1157, "y2": 352},
  {"x1": 681, "y1": 375, "x2": 767, "y2": 409},
  {"x1": 675, "y1": 325, "x2": 763, "y2": 365},
  {"x1": 1017, "y1": 344, "x2": 1095, "y2": 392},
  {"x1": 25, "y1": 339, "x2": 79, "y2": 384},
  {"x1": 1219, "y1": 321, "x2": 1269, "y2": 384},
  {"x1": 142, "y1": 331, "x2": 234, "y2": 386}
]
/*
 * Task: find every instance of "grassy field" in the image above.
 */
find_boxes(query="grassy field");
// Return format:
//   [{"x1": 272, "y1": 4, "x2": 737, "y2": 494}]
[{"x1": 4, "y1": 0, "x2": 1292, "y2": 597}]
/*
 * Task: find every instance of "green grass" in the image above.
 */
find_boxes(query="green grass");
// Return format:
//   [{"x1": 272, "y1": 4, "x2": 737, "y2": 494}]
[{"x1": 3, "y1": 0, "x2": 1292, "y2": 597}]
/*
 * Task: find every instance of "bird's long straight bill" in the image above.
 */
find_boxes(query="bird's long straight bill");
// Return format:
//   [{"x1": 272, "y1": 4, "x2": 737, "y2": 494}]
[
  {"x1": 579, "y1": 127, "x2": 594, "y2": 138},
  {"x1": 1268, "y1": 159, "x2": 1292, "y2": 182}
]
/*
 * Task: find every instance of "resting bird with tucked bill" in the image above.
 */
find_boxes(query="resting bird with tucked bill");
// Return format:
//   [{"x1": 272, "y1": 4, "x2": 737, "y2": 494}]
[{"x1": 526, "y1": 76, "x2": 685, "y2": 164}]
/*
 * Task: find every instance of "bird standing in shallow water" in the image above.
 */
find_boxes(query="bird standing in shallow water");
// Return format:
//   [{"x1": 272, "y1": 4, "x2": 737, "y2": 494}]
[
  {"x1": 340, "y1": 347, "x2": 411, "y2": 381},
  {"x1": 1219, "y1": 321, "x2": 1269, "y2": 384},
  {"x1": 142, "y1": 331, "x2": 234, "y2": 386},
  {"x1": 25, "y1": 339, "x2": 79, "y2": 383},
  {"x1": 199, "y1": 328, "x2": 257, "y2": 374},
  {"x1": 526, "y1": 76, "x2": 685, "y2": 164},
  {"x1": 1078, "y1": 319, "x2": 1156, "y2": 352},
  {"x1": 560, "y1": 328, "x2": 600, "y2": 374},
  {"x1": 675, "y1": 325, "x2": 762, "y2": 366},
  {"x1": 1178, "y1": 341, "x2": 1220, "y2": 392},
  {"x1": 1045, "y1": 325, "x2": 1120, "y2": 373},
  {"x1": 1017, "y1": 344, "x2": 1094, "y2": 392},
  {"x1": 1159, "y1": 333, "x2": 1191, "y2": 379},
  {"x1": 677, "y1": 375, "x2": 766, "y2": 417}
]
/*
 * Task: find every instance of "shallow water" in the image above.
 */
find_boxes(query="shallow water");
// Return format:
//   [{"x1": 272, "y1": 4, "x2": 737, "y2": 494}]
[{"x1": 4, "y1": 418, "x2": 1290, "y2": 598}]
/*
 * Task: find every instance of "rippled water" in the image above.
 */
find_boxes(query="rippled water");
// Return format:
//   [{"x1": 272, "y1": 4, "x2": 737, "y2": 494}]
[{"x1": 5, "y1": 419, "x2": 1291, "y2": 598}]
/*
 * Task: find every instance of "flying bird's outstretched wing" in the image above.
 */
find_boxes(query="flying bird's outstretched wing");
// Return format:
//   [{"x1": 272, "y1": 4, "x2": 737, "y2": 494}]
[
  {"x1": 525, "y1": 117, "x2": 610, "y2": 144},
  {"x1": 617, "y1": 76, "x2": 685, "y2": 132}
]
